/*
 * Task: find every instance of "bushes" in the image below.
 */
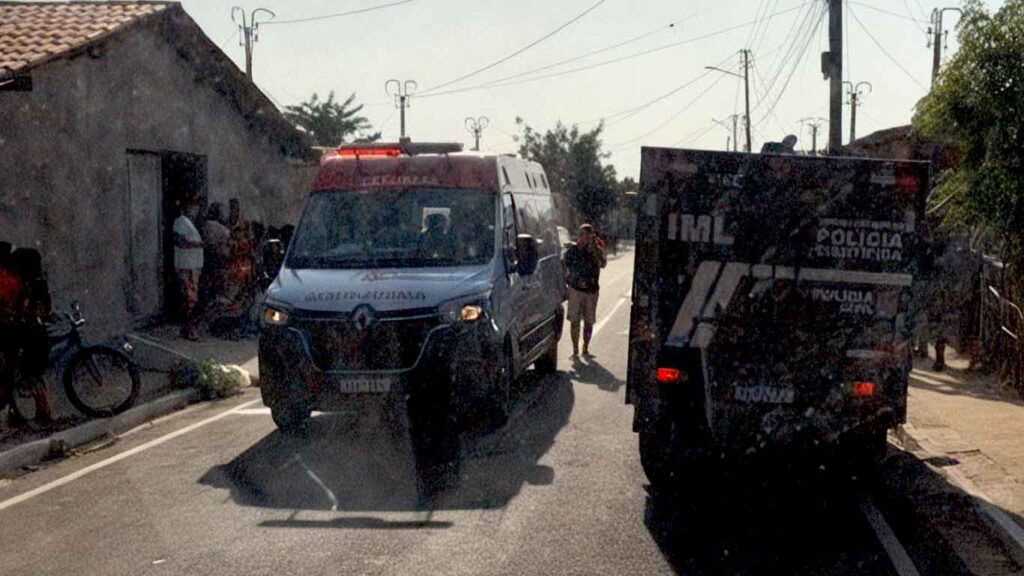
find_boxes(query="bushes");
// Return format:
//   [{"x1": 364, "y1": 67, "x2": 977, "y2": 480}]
[{"x1": 170, "y1": 359, "x2": 244, "y2": 400}]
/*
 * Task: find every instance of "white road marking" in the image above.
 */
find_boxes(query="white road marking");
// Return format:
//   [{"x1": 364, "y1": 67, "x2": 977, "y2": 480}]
[
  {"x1": 591, "y1": 294, "x2": 629, "y2": 338},
  {"x1": 295, "y1": 454, "x2": 338, "y2": 511},
  {"x1": 234, "y1": 407, "x2": 272, "y2": 415},
  {"x1": 0, "y1": 398, "x2": 261, "y2": 513},
  {"x1": 857, "y1": 493, "x2": 921, "y2": 576}
]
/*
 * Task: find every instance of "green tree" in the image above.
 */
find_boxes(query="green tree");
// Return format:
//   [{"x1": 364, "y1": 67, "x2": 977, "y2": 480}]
[
  {"x1": 913, "y1": 0, "x2": 1024, "y2": 278},
  {"x1": 283, "y1": 91, "x2": 380, "y2": 147},
  {"x1": 515, "y1": 118, "x2": 619, "y2": 224}
]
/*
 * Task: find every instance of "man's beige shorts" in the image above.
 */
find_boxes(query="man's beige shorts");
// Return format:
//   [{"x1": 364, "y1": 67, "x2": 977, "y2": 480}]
[{"x1": 567, "y1": 288, "x2": 599, "y2": 325}]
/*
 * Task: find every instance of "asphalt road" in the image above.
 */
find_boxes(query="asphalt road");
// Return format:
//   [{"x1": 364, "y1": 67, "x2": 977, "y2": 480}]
[{"x1": 0, "y1": 248, "x2": 967, "y2": 575}]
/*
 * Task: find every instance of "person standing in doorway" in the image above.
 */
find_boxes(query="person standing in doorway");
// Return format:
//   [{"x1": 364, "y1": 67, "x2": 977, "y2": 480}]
[
  {"x1": 226, "y1": 198, "x2": 254, "y2": 303},
  {"x1": 563, "y1": 224, "x2": 606, "y2": 357},
  {"x1": 174, "y1": 203, "x2": 204, "y2": 341},
  {"x1": 200, "y1": 202, "x2": 230, "y2": 308}
]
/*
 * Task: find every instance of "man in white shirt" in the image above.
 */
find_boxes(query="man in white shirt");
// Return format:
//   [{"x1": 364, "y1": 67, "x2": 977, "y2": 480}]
[{"x1": 174, "y1": 203, "x2": 204, "y2": 340}]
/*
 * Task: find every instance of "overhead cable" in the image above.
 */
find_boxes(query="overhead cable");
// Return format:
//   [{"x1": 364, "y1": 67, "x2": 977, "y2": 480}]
[
  {"x1": 419, "y1": 0, "x2": 609, "y2": 94},
  {"x1": 417, "y1": 1, "x2": 812, "y2": 100},
  {"x1": 264, "y1": 0, "x2": 413, "y2": 25},
  {"x1": 849, "y1": 6, "x2": 928, "y2": 91}
]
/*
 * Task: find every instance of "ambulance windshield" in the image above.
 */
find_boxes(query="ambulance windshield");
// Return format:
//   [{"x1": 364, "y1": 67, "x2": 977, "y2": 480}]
[{"x1": 287, "y1": 187, "x2": 496, "y2": 269}]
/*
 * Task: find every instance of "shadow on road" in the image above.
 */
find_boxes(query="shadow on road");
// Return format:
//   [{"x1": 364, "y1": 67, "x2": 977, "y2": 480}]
[
  {"x1": 643, "y1": 443, "x2": 1022, "y2": 575},
  {"x1": 199, "y1": 371, "x2": 574, "y2": 520},
  {"x1": 566, "y1": 356, "x2": 624, "y2": 392}
]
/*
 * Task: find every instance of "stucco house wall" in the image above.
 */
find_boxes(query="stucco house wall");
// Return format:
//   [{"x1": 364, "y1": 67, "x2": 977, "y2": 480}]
[{"x1": 0, "y1": 11, "x2": 309, "y2": 338}]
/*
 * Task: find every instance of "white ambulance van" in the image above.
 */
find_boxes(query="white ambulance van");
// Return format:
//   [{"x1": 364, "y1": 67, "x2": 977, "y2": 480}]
[{"x1": 259, "y1": 141, "x2": 566, "y2": 433}]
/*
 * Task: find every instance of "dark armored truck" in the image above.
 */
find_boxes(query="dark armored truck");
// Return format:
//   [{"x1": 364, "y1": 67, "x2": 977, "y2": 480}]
[{"x1": 627, "y1": 147, "x2": 928, "y2": 484}]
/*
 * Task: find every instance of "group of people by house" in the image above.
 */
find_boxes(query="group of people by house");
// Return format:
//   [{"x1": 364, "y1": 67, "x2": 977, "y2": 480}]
[
  {"x1": 173, "y1": 198, "x2": 290, "y2": 340},
  {"x1": 0, "y1": 243, "x2": 54, "y2": 427}
]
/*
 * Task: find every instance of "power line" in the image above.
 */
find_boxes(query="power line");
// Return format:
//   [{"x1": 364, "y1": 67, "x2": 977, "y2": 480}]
[
  {"x1": 611, "y1": 72, "x2": 729, "y2": 150},
  {"x1": 416, "y1": 1, "x2": 813, "y2": 100},
  {"x1": 750, "y1": 2, "x2": 817, "y2": 113},
  {"x1": 848, "y1": 1, "x2": 929, "y2": 24},
  {"x1": 426, "y1": 10, "x2": 702, "y2": 99},
  {"x1": 901, "y1": 0, "x2": 929, "y2": 32},
  {"x1": 218, "y1": 29, "x2": 238, "y2": 50},
  {"x1": 754, "y1": 2, "x2": 817, "y2": 108},
  {"x1": 597, "y1": 51, "x2": 736, "y2": 126},
  {"x1": 849, "y1": 6, "x2": 928, "y2": 90},
  {"x1": 671, "y1": 121, "x2": 720, "y2": 147},
  {"x1": 419, "y1": 0, "x2": 609, "y2": 94},
  {"x1": 263, "y1": 0, "x2": 413, "y2": 25},
  {"x1": 913, "y1": 0, "x2": 931, "y2": 20},
  {"x1": 757, "y1": 3, "x2": 826, "y2": 126}
]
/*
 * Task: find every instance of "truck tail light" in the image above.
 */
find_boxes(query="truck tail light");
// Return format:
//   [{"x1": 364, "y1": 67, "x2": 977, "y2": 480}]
[
  {"x1": 852, "y1": 381, "x2": 876, "y2": 397},
  {"x1": 656, "y1": 367, "x2": 685, "y2": 384}
]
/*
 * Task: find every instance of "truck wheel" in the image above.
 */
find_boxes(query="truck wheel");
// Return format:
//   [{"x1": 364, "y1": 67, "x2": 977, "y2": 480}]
[
  {"x1": 845, "y1": 427, "x2": 889, "y2": 476},
  {"x1": 271, "y1": 404, "x2": 310, "y2": 435},
  {"x1": 640, "y1": 419, "x2": 709, "y2": 490},
  {"x1": 639, "y1": 429, "x2": 679, "y2": 488}
]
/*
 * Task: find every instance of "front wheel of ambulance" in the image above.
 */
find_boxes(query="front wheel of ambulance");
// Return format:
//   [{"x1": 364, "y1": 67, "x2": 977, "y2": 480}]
[
  {"x1": 486, "y1": 342, "x2": 514, "y2": 430},
  {"x1": 271, "y1": 403, "x2": 310, "y2": 435},
  {"x1": 534, "y1": 309, "x2": 563, "y2": 374}
]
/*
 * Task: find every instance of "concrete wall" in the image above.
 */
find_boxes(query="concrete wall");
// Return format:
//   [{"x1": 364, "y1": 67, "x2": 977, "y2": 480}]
[{"x1": 0, "y1": 23, "x2": 306, "y2": 338}]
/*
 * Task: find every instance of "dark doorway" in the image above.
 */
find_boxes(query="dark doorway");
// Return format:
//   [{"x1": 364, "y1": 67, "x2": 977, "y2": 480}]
[{"x1": 161, "y1": 152, "x2": 207, "y2": 321}]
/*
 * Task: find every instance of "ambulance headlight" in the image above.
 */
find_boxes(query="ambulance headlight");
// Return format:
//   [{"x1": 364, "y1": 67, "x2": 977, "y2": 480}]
[
  {"x1": 439, "y1": 293, "x2": 491, "y2": 324},
  {"x1": 262, "y1": 304, "x2": 290, "y2": 326}
]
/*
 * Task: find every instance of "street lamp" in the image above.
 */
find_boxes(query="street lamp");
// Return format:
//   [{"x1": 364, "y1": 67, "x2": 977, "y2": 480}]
[{"x1": 704, "y1": 49, "x2": 751, "y2": 152}]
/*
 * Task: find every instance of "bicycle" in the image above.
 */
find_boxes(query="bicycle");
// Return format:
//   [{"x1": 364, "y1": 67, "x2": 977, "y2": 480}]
[{"x1": 0, "y1": 302, "x2": 141, "y2": 421}]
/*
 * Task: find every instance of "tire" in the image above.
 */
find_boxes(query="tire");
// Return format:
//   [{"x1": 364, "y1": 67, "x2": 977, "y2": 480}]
[
  {"x1": 534, "y1": 337, "x2": 558, "y2": 374},
  {"x1": 639, "y1": 419, "x2": 708, "y2": 490},
  {"x1": 844, "y1": 427, "x2": 889, "y2": 476},
  {"x1": 63, "y1": 346, "x2": 141, "y2": 418},
  {"x1": 486, "y1": 343, "x2": 514, "y2": 430},
  {"x1": 534, "y1": 308, "x2": 563, "y2": 374},
  {"x1": 271, "y1": 403, "x2": 310, "y2": 434},
  {"x1": 640, "y1": 428, "x2": 679, "y2": 488}
]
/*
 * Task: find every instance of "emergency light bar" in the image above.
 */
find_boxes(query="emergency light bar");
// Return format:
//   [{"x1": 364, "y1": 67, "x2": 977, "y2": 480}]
[
  {"x1": 337, "y1": 147, "x2": 401, "y2": 157},
  {"x1": 331, "y1": 141, "x2": 465, "y2": 159}
]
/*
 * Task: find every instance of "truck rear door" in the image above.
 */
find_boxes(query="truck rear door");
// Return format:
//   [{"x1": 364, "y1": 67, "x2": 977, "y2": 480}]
[{"x1": 630, "y1": 148, "x2": 928, "y2": 449}]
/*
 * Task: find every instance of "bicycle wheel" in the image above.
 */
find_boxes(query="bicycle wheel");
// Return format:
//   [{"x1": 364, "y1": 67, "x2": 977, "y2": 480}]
[{"x1": 63, "y1": 347, "x2": 141, "y2": 418}]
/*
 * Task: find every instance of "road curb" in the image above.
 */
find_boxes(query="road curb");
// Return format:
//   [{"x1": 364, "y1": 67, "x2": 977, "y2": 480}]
[
  {"x1": 0, "y1": 388, "x2": 201, "y2": 477},
  {"x1": 896, "y1": 423, "x2": 1024, "y2": 567}
]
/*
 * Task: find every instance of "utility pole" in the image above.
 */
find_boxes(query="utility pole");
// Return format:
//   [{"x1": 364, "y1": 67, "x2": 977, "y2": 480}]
[
  {"x1": 799, "y1": 117, "x2": 827, "y2": 155},
  {"x1": 843, "y1": 81, "x2": 872, "y2": 143},
  {"x1": 705, "y1": 50, "x2": 751, "y2": 152},
  {"x1": 385, "y1": 79, "x2": 417, "y2": 139},
  {"x1": 465, "y1": 116, "x2": 489, "y2": 151},
  {"x1": 823, "y1": 0, "x2": 843, "y2": 153},
  {"x1": 231, "y1": 7, "x2": 275, "y2": 81},
  {"x1": 742, "y1": 49, "x2": 752, "y2": 153},
  {"x1": 929, "y1": 7, "x2": 963, "y2": 86},
  {"x1": 712, "y1": 115, "x2": 740, "y2": 152}
]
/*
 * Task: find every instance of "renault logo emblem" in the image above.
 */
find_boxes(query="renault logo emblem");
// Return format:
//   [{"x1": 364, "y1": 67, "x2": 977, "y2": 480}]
[{"x1": 351, "y1": 305, "x2": 375, "y2": 331}]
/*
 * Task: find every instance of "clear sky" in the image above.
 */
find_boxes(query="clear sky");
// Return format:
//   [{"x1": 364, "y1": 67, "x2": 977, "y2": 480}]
[{"x1": 179, "y1": 0, "x2": 1004, "y2": 178}]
